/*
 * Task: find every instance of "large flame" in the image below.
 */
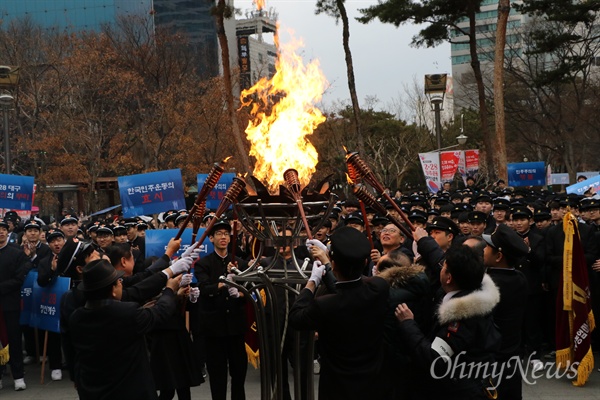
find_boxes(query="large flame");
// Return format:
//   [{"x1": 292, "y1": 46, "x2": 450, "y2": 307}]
[
  {"x1": 253, "y1": 0, "x2": 266, "y2": 10},
  {"x1": 241, "y1": 35, "x2": 327, "y2": 194}
]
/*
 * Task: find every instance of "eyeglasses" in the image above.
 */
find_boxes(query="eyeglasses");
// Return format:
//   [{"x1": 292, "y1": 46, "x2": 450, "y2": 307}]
[
  {"x1": 213, "y1": 231, "x2": 230, "y2": 238},
  {"x1": 381, "y1": 228, "x2": 399, "y2": 234}
]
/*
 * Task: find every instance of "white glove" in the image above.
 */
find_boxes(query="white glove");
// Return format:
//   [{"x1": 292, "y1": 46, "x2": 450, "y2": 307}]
[
  {"x1": 181, "y1": 242, "x2": 201, "y2": 259},
  {"x1": 228, "y1": 286, "x2": 239, "y2": 298},
  {"x1": 226, "y1": 273, "x2": 236, "y2": 281},
  {"x1": 309, "y1": 260, "x2": 326, "y2": 287},
  {"x1": 169, "y1": 256, "x2": 193, "y2": 276},
  {"x1": 306, "y1": 239, "x2": 327, "y2": 253},
  {"x1": 372, "y1": 264, "x2": 379, "y2": 276},
  {"x1": 179, "y1": 273, "x2": 193, "y2": 287},
  {"x1": 188, "y1": 287, "x2": 200, "y2": 303}
]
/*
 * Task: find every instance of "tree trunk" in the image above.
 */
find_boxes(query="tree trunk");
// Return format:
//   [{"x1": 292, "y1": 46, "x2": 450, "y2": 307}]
[
  {"x1": 214, "y1": 1, "x2": 252, "y2": 175},
  {"x1": 467, "y1": 5, "x2": 495, "y2": 181},
  {"x1": 336, "y1": 0, "x2": 365, "y2": 156},
  {"x1": 493, "y1": 0, "x2": 510, "y2": 181}
]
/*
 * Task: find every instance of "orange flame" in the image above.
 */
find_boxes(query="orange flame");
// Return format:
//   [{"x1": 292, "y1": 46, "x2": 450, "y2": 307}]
[
  {"x1": 346, "y1": 173, "x2": 354, "y2": 185},
  {"x1": 241, "y1": 35, "x2": 328, "y2": 194},
  {"x1": 253, "y1": 0, "x2": 266, "y2": 11}
]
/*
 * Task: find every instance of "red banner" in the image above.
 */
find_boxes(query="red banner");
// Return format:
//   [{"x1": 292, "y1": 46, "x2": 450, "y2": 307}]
[{"x1": 440, "y1": 151, "x2": 461, "y2": 182}]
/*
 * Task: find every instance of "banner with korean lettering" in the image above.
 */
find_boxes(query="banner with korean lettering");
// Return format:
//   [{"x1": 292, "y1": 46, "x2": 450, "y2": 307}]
[
  {"x1": 145, "y1": 228, "x2": 214, "y2": 260},
  {"x1": 440, "y1": 151, "x2": 461, "y2": 182},
  {"x1": 418, "y1": 152, "x2": 441, "y2": 193},
  {"x1": 507, "y1": 162, "x2": 546, "y2": 187},
  {"x1": 20, "y1": 270, "x2": 37, "y2": 325},
  {"x1": 197, "y1": 173, "x2": 235, "y2": 210},
  {"x1": 29, "y1": 277, "x2": 71, "y2": 333},
  {"x1": 0, "y1": 174, "x2": 34, "y2": 210},
  {"x1": 566, "y1": 175, "x2": 600, "y2": 195},
  {"x1": 118, "y1": 169, "x2": 186, "y2": 218}
]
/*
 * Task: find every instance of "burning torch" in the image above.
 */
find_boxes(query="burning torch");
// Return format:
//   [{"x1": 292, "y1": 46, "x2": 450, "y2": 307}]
[
  {"x1": 283, "y1": 168, "x2": 314, "y2": 240},
  {"x1": 345, "y1": 150, "x2": 415, "y2": 232},
  {"x1": 175, "y1": 156, "x2": 232, "y2": 241}
]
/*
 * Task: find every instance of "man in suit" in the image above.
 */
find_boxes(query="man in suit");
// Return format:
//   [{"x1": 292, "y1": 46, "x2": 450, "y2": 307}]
[
  {"x1": 0, "y1": 218, "x2": 31, "y2": 391},
  {"x1": 290, "y1": 226, "x2": 390, "y2": 400},
  {"x1": 67, "y1": 259, "x2": 181, "y2": 399}
]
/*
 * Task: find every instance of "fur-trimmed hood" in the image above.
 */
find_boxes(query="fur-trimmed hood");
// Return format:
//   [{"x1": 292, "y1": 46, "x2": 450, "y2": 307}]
[
  {"x1": 378, "y1": 264, "x2": 426, "y2": 288},
  {"x1": 437, "y1": 274, "x2": 500, "y2": 325}
]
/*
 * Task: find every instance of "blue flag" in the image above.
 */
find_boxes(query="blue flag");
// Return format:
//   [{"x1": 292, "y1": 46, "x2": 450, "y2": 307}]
[
  {"x1": 507, "y1": 162, "x2": 546, "y2": 187},
  {"x1": 118, "y1": 169, "x2": 186, "y2": 217},
  {"x1": 0, "y1": 174, "x2": 34, "y2": 210}
]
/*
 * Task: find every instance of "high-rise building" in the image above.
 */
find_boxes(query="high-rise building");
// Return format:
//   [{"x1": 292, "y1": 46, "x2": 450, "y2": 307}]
[
  {"x1": 450, "y1": 0, "x2": 528, "y2": 111},
  {"x1": 0, "y1": 0, "x2": 152, "y2": 32}
]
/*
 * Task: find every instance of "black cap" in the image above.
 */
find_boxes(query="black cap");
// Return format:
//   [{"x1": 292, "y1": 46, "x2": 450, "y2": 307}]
[
  {"x1": 468, "y1": 211, "x2": 488, "y2": 223},
  {"x1": 0, "y1": 218, "x2": 9, "y2": 229},
  {"x1": 533, "y1": 207, "x2": 551, "y2": 221},
  {"x1": 408, "y1": 209, "x2": 427, "y2": 223},
  {"x1": 475, "y1": 194, "x2": 492, "y2": 204},
  {"x1": 123, "y1": 218, "x2": 138, "y2": 228},
  {"x1": 511, "y1": 206, "x2": 532, "y2": 219},
  {"x1": 163, "y1": 210, "x2": 179, "y2": 223},
  {"x1": 493, "y1": 198, "x2": 511, "y2": 210},
  {"x1": 209, "y1": 219, "x2": 231, "y2": 235},
  {"x1": 344, "y1": 199, "x2": 359, "y2": 208},
  {"x1": 96, "y1": 224, "x2": 113, "y2": 235},
  {"x1": 426, "y1": 216, "x2": 460, "y2": 236},
  {"x1": 56, "y1": 238, "x2": 95, "y2": 276},
  {"x1": 371, "y1": 215, "x2": 390, "y2": 226},
  {"x1": 78, "y1": 259, "x2": 124, "y2": 292},
  {"x1": 175, "y1": 213, "x2": 189, "y2": 225},
  {"x1": 24, "y1": 219, "x2": 43, "y2": 231},
  {"x1": 60, "y1": 214, "x2": 79, "y2": 225},
  {"x1": 329, "y1": 226, "x2": 371, "y2": 266},
  {"x1": 427, "y1": 208, "x2": 440, "y2": 217},
  {"x1": 580, "y1": 198, "x2": 600, "y2": 211},
  {"x1": 46, "y1": 228, "x2": 65, "y2": 242},
  {"x1": 482, "y1": 224, "x2": 529, "y2": 257},
  {"x1": 112, "y1": 225, "x2": 127, "y2": 235},
  {"x1": 344, "y1": 211, "x2": 364, "y2": 225}
]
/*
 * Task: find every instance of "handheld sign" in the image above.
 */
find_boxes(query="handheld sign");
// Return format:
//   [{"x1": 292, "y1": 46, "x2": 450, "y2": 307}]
[
  {"x1": 30, "y1": 277, "x2": 71, "y2": 333},
  {"x1": 0, "y1": 174, "x2": 34, "y2": 210}
]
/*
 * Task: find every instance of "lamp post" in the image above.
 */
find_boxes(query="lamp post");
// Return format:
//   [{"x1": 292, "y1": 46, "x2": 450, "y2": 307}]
[
  {"x1": 0, "y1": 65, "x2": 19, "y2": 175},
  {"x1": 424, "y1": 74, "x2": 448, "y2": 151}
]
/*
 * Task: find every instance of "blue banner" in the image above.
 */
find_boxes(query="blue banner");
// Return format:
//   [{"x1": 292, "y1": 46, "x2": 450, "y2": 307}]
[
  {"x1": 0, "y1": 174, "x2": 34, "y2": 210},
  {"x1": 197, "y1": 173, "x2": 235, "y2": 210},
  {"x1": 118, "y1": 169, "x2": 186, "y2": 218},
  {"x1": 507, "y1": 162, "x2": 546, "y2": 187},
  {"x1": 145, "y1": 228, "x2": 214, "y2": 260},
  {"x1": 29, "y1": 277, "x2": 71, "y2": 333},
  {"x1": 566, "y1": 175, "x2": 600, "y2": 195},
  {"x1": 20, "y1": 270, "x2": 37, "y2": 325}
]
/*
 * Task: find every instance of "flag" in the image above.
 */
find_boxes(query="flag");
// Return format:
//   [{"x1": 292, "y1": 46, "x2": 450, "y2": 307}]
[
  {"x1": 245, "y1": 290, "x2": 266, "y2": 369},
  {"x1": 555, "y1": 212, "x2": 595, "y2": 386}
]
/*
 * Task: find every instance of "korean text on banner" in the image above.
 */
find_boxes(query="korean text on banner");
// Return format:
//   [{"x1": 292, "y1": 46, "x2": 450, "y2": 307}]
[
  {"x1": 145, "y1": 228, "x2": 214, "y2": 260},
  {"x1": 440, "y1": 151, "x2": 461, "y2": 182},
  {"x1": 0, "y1": 174, "x2": 34, "y2": 211},
  {"x1": 20, "y1": 270, "x2": 37, "y2": 325},
  {"x1": 197, "y1": 173, "x2": 235, "y2": 210},
  {"x1": 419, "y1": 152, "x2": 441, "y2": 193},
  {"x1": 118, "y1": 169, "x2": 186, "y2": 218},
  {"x1": 507, "y1": 162, "x2": 546, "y2": 187},
  {"x1": 566, "y1": 175, "x2": 600, "y2": 195},
  {"x1": 29, "y1": 277, "x2": 71, "y2": 333}
]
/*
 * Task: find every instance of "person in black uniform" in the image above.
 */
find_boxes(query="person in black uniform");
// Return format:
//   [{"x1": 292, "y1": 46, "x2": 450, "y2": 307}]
[
  {"x1": 0, "y1": 218, "x2": 32, "y2": 391},
  {"x1": 395, "y1": 245, "x2": 501, "y2": 400},
  {"x1": 194, "y1": 219, "x2": 248, "y2": 400},
  {"x1": 481, "y1": 224, "x2": 530, "y2": 399},
  {"x1": 290, "y1": 227, "x2": 391, "y2": 400}
]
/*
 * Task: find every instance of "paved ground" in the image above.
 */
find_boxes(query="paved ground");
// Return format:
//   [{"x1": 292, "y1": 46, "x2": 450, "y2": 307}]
[{"x1": 1, "y1": 354, "x2": 600, "y2": 399}]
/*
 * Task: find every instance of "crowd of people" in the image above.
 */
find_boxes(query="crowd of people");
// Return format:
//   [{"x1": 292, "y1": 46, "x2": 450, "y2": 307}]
[{"x1": 0, "y1": 178, "x2": 599, "y2": 399}]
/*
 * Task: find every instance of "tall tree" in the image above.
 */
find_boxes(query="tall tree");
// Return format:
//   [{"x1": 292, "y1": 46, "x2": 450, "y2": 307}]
[
  {"x1": 359, "y1": 0, "x2": 497, "y2": 180},
  {"x1": 493, "y1": 0, "x2": 510, "y2": 181},
  {"x1": 315, "y1": 0, "x2": 365, "y2": 156}
]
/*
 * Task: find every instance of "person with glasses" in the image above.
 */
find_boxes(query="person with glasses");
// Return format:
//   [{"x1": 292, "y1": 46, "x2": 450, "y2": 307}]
[
  {"x1": 370, "y1": 224, "x2": 412, "y2": 267},
  {"x1": 193, "y1": 219, "x2": 248, "y2": 400}
]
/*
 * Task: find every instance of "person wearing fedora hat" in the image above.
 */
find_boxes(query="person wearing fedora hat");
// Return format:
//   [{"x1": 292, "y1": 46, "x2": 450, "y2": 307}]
[
  {"x1": 290, "y1": 227, "x2": 391, "y2": 400},
  {"x1": 66, "y1": 259, "x2": 182, "y2": 399},
  {"x1": 0, "y1": 217, "x2": 32, "y2": 391}
]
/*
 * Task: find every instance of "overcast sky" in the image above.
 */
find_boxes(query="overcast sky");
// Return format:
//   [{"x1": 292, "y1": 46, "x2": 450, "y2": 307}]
[{"x1": 236, "y1": 0, "x2": 451, "y2": 113}]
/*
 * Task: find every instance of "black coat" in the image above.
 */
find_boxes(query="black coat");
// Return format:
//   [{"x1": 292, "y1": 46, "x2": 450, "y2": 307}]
[
  {"x1": 194, "y1": 252, "x2": 247, "y2": 336},
  {"x1": 416, "y1": 236, "x2": 446, "y2": 292},
  {"x1": 517, "y1": 229, "x2": 546, "y2": 295},
  {"x1": 290, "y1": 276, "x2": 390, "y2": 400},
  {"x1": 0, "y1": 243, "x2": 31, "y2": 312},
  {"x1": 68, "y1": 289, "x2": 177, "y2": 400}
]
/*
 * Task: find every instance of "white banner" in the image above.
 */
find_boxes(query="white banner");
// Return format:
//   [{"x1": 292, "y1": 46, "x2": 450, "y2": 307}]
[{"x1": 419, "y1": 152, "x2": 441, "y2": 193}]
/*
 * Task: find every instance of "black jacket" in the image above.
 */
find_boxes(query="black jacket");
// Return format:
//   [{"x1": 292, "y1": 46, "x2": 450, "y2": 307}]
[{"x1": 0, "y1": 243, "x2": 31, "y2": 312}]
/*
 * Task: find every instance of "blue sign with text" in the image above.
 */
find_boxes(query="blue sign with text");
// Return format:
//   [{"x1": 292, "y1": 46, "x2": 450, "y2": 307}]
[
  {"x1": 197, "y1": 173, "x2": 235, "y2": 210},
  {"x1": 0, "y1": 174, "x2": 34, "y2": 210},
  {"x1": 566, "y1": 175, "x2": 600, "y2": 195},
  {"x1": 507, "y1": 162, "x2": 546, "y2": 187},
  {"x1": 118, "y1": 169, "x2": 186, "y2": 218},
  {"x1": 29, "y1": 277, "x2": 71, "y2": 333},
  {"x1": 20, "y1": 270, "x2": 37, "y2": 325},
  {"x1": 145, "y1": 228, "x2": 214, "y2": 260}
]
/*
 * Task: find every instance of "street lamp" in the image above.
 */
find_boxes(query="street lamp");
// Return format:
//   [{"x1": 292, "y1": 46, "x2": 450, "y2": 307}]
[
  {"x1": 0, "y1": 65, "x2": 20, "y2": 175},
  {"x1": 424, "y1": 73, "x2": 448, "y2": 150}
]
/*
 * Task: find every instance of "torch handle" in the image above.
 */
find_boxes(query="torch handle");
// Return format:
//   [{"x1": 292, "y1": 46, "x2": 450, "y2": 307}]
[
  {"x1": 296, "y1": 199, "x2": 313, "y2": 240},
  {"x1": 359, "y1": 201, "x2": 374, "y2": 249},
  {"x1": 230, "y1": 209, "x2": 238, "y2": 263},
  {"x1": 175, "y1": 204, "x2": 196, "y2": 240},
  {"x1": 381, "y1": 192, "x2": 415, "y2": 231},
  {"x1": 385, "y1": 212, "x2": 413, "y2": 238}
]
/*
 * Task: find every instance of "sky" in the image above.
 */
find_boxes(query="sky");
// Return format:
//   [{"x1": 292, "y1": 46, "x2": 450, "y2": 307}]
[{"x1": 236, "y1": 0, "x2": 451, "y2": 113}]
